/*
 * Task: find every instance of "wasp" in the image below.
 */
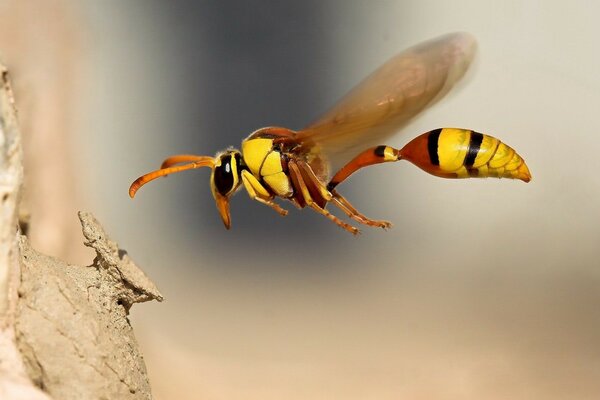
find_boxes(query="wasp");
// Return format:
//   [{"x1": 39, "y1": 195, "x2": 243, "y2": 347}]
[{"x1": 129, "y1": 32, "x2": 531, "y2": 235}]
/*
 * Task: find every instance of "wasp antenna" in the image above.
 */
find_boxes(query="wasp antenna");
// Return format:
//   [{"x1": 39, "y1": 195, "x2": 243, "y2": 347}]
[
  {"x1": 160, "y1": 154, "x2": 214, "y2": 169},
  {"x1": 129, "y1": 158, "x2": 215, "y2": 198}
]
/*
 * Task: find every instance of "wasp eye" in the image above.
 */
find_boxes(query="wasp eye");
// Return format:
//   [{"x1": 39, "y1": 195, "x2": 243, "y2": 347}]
[{"x1": 214, "y1": 155, "x2": 235, "y2": 195}]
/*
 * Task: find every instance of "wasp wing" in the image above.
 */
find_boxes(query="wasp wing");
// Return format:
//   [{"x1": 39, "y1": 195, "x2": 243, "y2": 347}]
[{"x1": 297, "y1": 32, "x2": 477, "y2": 167}]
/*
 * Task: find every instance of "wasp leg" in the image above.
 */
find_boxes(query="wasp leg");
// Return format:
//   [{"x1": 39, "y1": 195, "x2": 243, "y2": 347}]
[
  {"x1": 330, "y1": 189, "x2": 392, "y2": 229},
  {"x1": 288, "y1": 161, "x2": 359, "y2": 235},
  {"x1": 296, "y1": 160, "x2": 390, "y2": 228},
  {"x1": 240, "y1": 170, "x2": 288, "y2": 216},
  {"x1": 327, "y1": 145, "x2": 401, "y2": 191},
  {"x1": 295, "y1": 160, "x2": 332, "y2": 207}
]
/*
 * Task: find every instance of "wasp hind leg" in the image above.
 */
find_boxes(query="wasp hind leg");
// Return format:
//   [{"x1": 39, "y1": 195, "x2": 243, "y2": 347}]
[
  {"x1": 329, "y1": 189, "x2": 392, "y2": 229},
  {"x1": 323, "y1": 145, "x2": 399, "y2": 229},
  {"x1": 240, "y1": 170, "x2": 288, "y2": 216},
  {"x1": 288, "y1": 160, "x2": 360, "y2": 235}
]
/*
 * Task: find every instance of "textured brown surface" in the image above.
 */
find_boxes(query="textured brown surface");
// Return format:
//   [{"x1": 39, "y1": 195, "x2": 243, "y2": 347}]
[
  {"x1": 0, "y1": 57, "x2": 161, "y2": 399},
  {"x1": 0, "y1": 62, "x2": 50, "y2": 400},
  {"x1": 16, "y1": 212, "x2": 163, "y2": 400}
]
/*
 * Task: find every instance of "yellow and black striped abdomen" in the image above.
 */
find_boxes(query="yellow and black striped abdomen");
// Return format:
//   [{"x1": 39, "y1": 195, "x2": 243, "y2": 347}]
[{"x1": 400, "y1": 128, "x2": 531, "y2": 182}]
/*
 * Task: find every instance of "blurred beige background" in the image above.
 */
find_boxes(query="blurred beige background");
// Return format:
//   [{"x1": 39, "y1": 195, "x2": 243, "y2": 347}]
[{"x1": 3, "y1": 1, "x2": 600, "y2": 399}]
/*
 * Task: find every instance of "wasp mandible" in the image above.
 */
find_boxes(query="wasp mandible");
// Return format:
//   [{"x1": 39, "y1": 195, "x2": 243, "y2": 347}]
[{"x1": 129, "y1": 32, "x2": 531, "y2": 234}]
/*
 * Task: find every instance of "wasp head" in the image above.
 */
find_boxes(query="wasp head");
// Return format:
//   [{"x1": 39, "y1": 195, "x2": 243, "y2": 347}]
[{"x1": 210, "y1": 149, "x2": 243, "y2": 229}]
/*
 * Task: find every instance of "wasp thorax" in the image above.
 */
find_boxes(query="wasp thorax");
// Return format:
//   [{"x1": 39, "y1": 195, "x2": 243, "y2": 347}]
[{"x1": 212, "y1": 151, "x2": 242, "y2": 196}]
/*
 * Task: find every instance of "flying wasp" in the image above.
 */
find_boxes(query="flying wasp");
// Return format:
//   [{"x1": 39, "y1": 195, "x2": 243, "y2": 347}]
[{"x1": 129, "y1": 32, "x2": 531, "y2": 235}]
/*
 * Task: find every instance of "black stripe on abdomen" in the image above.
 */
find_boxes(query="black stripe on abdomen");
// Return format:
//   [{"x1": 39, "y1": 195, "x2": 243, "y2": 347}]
[
  {"x1": 427, "y1": 128, "x2": 442, "y2": 166},
  {"x1": 465, "y1": 131, "x2": 483, "y2": 167}
]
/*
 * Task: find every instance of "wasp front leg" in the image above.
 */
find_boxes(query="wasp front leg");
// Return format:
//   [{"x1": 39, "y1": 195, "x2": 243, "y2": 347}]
[{"x1": 240, "y1": 170, "x2": 288, "y2": 216}]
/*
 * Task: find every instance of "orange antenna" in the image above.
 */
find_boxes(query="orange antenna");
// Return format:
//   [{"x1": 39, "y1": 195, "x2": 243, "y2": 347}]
[
  {"x1": 129, "y1": 155, "x2": 215, "y2": 198},
  {"x1": 159, "y1": 154, "x2": 213, "y2": 169}
]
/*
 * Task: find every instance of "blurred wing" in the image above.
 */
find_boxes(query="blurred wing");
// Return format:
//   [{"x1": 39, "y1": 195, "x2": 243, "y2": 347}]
[{"x1": 297, "y1": 32, "x2": 477, "y2": 163}]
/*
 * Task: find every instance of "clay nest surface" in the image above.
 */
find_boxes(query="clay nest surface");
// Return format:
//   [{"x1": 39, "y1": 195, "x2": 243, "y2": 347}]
[{"x1": 15, "y1": 212, "x2": 163, "y2": 400}]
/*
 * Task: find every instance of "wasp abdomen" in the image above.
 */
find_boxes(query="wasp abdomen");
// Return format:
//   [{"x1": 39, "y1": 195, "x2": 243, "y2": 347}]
[{"x1": 400, "y1": 128, "x2": 531, "y2": 182}]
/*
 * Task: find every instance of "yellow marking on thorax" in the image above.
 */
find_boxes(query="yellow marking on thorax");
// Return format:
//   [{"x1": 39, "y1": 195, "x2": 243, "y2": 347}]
[
  {"x1": 264, "y1": 172, "x2": 293, "y2": 197},
  {"x1": 242, "y1": 138, "x2": 273, "y2": 176},
  {"x1": 438, "y1": 128, "x2": 470, "y2": 172},
  {"x1": 261, "y1": 151, "x2": 283, "y2": 176},
  {"x1": 260, "y1": 150, "x2": 292, "y2": 197},
  {"x1": 241, "y1": 138, "x2": 292, "y2": 197}
]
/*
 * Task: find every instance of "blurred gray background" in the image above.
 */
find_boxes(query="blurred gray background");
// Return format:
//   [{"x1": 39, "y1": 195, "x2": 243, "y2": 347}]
[{"x1": 5, "y1": 1, "x2": 600, "y2": 399}]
